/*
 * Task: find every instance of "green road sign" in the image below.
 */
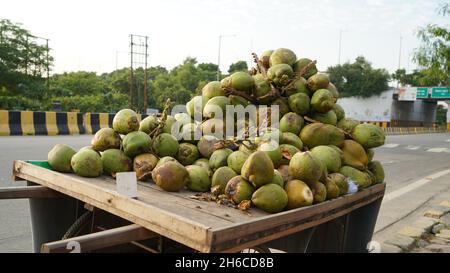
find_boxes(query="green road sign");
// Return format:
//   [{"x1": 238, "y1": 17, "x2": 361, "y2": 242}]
[
  {"x1": 431, "y1": 87, "x2": 450, "y2": 98},
  {"x1": 416, "y1": 87, "x2": 428, "y2": 98}
]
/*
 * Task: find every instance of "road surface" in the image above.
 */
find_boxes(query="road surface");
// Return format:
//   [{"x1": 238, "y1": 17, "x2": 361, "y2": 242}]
[{"x1": 1, "y1": 133, "x2": 450, "y2": 252}]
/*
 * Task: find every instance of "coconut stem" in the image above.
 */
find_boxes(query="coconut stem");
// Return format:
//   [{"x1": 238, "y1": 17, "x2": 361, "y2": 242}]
[
  {"x1": 223, "y1": 86, "x2": 257, "y2": 103},
  {"x1": 298, "y1": 60, "x2": 317, "y2": 78},
  {"x1": 251, "y1": 53, "x2": 268, "y2": 78},
  {"x1": 149, "y1": 99, "x2": 171, "y2": 152},
  {"x1": 282, "y1": 60, "x2": 318, "y2": 92}
]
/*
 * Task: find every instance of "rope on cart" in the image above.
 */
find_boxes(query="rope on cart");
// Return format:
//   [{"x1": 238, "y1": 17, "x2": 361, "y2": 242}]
[{"x1": 62, "y1": 210, "x2": 92, "y2": 240}]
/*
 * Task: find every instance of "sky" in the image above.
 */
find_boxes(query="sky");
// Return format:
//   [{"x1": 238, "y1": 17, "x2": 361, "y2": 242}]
[{"x1": 1, "y1": 0, "x2": 448, "y2": 75}]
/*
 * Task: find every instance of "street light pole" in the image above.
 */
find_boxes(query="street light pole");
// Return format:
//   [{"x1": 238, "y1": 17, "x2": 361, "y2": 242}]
[
  {"x1": 338, "y1": 29, "x2": 343, "y2": 65},
  {"x1": 217, "y1": 35, "x2": 222, "y2": 81},
  {"x1": 217, "y1": 34, "x2": 236, "y2": 81}
]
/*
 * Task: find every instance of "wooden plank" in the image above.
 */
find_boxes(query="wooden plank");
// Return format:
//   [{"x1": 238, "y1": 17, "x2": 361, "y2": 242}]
[
  {"x1": 13, "y1": 160, "x2": 386, "y2": 253},
  {"x1": 0, "y1": 186, "x2": 64, "y2": 199},
  {"x1": 41, "y1": 224, "x2": 157, "y2": 253},
  {"x1": 13, "y1": 160, "x2": 215, "y2": 252},
  {"x1": 87, "y1": 176, "x2": 235, "y2": 228},
  {"x1": 138, "y1": 181, "x2": 268, "y2": 222},
  {"x1": 209, "y1": 184, "x2": 386, "y2": 252}
]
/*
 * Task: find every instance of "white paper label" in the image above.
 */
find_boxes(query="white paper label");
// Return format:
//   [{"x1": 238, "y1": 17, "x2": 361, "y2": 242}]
[{"x1": 116, "y1": 172, "x2": 138, "y2": 198}]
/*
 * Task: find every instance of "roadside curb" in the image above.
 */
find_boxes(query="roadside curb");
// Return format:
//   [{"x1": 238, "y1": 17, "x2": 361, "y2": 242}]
[{"x1": 382, "y1": 199, "x2": 450, "y2": 253}]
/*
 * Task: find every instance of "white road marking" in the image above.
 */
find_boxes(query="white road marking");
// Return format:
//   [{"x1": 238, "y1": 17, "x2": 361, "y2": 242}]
[
  {"x1": 426, "y1": 148, "x2": 448, "y2": 153},
  {"x1": 406, "y1": 145, "x2": 421, "y2": 150},
  {"x1": 381, "y1": 160, "x2": 397, "y2": 165},
  {"x1": 383, "y1": 169, "x2": 450, "y2": 202},
  {"x1": 383, "y1": 143, "x2": 399, "y2": 148}
]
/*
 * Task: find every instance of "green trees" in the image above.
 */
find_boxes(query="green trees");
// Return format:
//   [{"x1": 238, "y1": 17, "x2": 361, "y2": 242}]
[
  {"x1": 327, "y1": 56, "x2": 390, "y2": 98},
  {"x1": 148, "y1": 58, "x2": 219, "y2": 110},
  {"x1": 228, "y1": 61, "x2": 248, "y2": 73},
  {"x1": 0, "y1": 19, "x2": 53, "y2": 102},
  {"x1": 391, "y1": 4, "x2": 449, "y2": 88},
  {"x1": 413, "y1": 3, "x2": 449, "y2": 86}
]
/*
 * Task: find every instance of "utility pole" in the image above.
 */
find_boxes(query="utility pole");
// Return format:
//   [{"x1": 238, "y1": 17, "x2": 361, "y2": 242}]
[
  {"x1": 130, "y1": 34, "x2": 134, "y2": 110},
  {"x1": 398, "y1": 36, "x2": 403, "y2": 70},
  {"x1": 338, "y1": 29, "x2": 343, "y2": 65},
  {"x1": 143, "y1": 36, "x2": 148, "y2": 112},
  {"x1": 129, "y1": 34, "x2": 149, "y2": 113},
  {"x1": 217, "y1": 34, "x2": 236, "y2": 81},
  {"x1": 217, "y1": 35, "x2": 222, "y2": 81},
  {"x1": 46, "y1": 38, "x2": 49, "y2": 91},
  {"x1": 397, "y1": 36, "x2": 402, "y2": 88},
  {"x1": 115, "y1": 51, "x2": 119, "y2": 70}
]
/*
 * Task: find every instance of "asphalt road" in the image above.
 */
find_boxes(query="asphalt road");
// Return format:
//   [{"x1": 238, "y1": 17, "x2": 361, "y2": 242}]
[{"x1": 1, "y1": 133, "x2": 450, "y2": 252}]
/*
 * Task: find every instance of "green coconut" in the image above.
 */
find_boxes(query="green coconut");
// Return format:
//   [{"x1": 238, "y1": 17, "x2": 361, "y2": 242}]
[
  {"x1": 101, "y1": 149, "x2": 132, "y2": 177},
  {"x1": 311, "y1": 110, "x2": 337, "y2": 125},
  {"x1": 152, "y1": 161, "x2": 188, "y2": 192},
  {"x1": 252, "y1": 183, "x2": 288, "y2": 213},
  {"x1": 227, "y1": 150, "x2": 249, "y2": 174},
  {"x1": 186, "y1": 165, "x2": 211, "y2": 192},
  {"x1": 139, "y1": 115, "x2": 159, "y2": 134},
  {"x1": 48, "y1": 144, "x2": 77, "y2": 173},
  {"x1": 285, "y1": 180, "x2": 313, "y2": 209},
  {"x1": 288, "y1": 93, "x2": 310, "y2": 116},
  {"x1": 91, "y1": 128, "x2": 121, "y2": 151},
  {"x1": 176, "y1": 143, "x2": 200, "y2": 166},
  {"x1": 272, "y1": 170, "x2": 285, "y2": 188},
  {"x1": 300, "y1": 123, "x2": 345, "y2": 148},
  {"x1": 202, "y1": 81, "x2": 225, "y2": 101},
  {"x1": 310, "y1": 145, "x2": 342, "y2": 173},
  {"x1": 225, "y1": 176, "x2": 255, "y2": 204},
  {"x1": 267, "y1": 64, "x2": 293, "y2": 86},
  {"x1": 152, "y1": 133, "x2": 179, "y2": 157},
  {"x1": 279, "y1": 112, "x2": 304, "y2": 135},
  {"x1": 352, "y1": 124, "x2": 386, "y2": 149},
  {"x1": 337, "y1": 118, "x2": 360, "y2": 133},
  {"x1": 307, "y1": 73, "x2": 330, "y2": 92},
  {"x1": 133, "y1": 153, "x2": 159, "y2": 181},
  {"x1": 193, "y1": 158, "x2": 213, "y2": 177},
  {"x1": 71, "y1": 149, "x2": 103, "y2": 178},
  {"x1": 112, "y1": 109, "x2": 140, "y2": 135},
  {"x1": 257, "y1": 140, "x2": 282, "y2": 168},
  {"x1": 203, "y1": 96, "x2": 231, "y2": 119},
  {"x1": 269, "y1": 48, "x2": 297, "y2": 66},
  {"x1": 197, "y1": 135, "x2": 219, "y2": 158},
  {"x1": 209, "y1": 148, "x2": 233, "y2": 171},
  {"x1": 311, "y1": 89, "x2": 335, "y2": 113},
  {"x1": 281, "y1": 132, "x2": 303, "y2": 150},
  {"x1": 211, "y1": 166, "x2": 238, "y2": 194},
  {"x1": 368, "y1": 160, "x2": 385, "y2": 184},
  {"x1": 332, "y1": 104, "x2": 345, "y2": 121},
  {"x1": 241, "y1": 151, "x2": 274, "y2": 188},
  {"x1": 339, "y1": 166, "x2": 372, "y2": 189},
  {"x1": 123, "y1": 131, "x2": 152, "y2": 158},
  {"x1": 293, "y1": 58, "x2": 318, "y2": 79},
  {"x1": 288, "y1": 151, "x2": 322, "y2": 186}
]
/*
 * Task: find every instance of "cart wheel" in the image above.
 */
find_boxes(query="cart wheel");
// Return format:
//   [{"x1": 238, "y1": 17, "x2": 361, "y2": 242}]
[{"x1": 241, "y1": 245, "x2": 271, "y2": 253}]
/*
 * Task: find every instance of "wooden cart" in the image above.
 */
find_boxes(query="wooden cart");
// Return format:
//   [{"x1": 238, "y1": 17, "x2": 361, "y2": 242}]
[{"x1": 2, "y1": 160, "x2": 385, "y2": 253}]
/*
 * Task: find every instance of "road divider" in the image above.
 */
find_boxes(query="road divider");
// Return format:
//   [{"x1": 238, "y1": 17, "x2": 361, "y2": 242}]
[{"x1": 382, "y1": 126, "x2": 448, "y2": 135}]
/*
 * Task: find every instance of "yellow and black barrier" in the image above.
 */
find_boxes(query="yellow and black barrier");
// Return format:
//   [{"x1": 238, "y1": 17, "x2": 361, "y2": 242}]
[{"x1": 0, "y1": 110, "x2": 85, "y2": 136}]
